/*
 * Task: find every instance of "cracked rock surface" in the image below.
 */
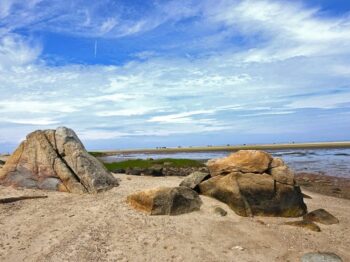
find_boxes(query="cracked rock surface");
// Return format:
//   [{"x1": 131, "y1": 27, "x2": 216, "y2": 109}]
[
  {"x1": 0, "y1": 127, "x2": 118, "y2": 193},
  {"x1": 202, "y1": 150, "x2": 307, "y2": 217}
]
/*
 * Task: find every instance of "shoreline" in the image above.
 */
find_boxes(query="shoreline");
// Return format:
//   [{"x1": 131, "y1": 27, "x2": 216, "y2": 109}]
[
  {"x1": 296, "y1": 172, "x2": 350, "y2": 200},
  {"x1": 92, "y1": 141, "x2": 350, "y2": 156}
]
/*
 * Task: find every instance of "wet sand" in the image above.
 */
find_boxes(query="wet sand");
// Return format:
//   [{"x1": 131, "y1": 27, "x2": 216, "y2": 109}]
[
  {"x1": 0, "y1": 174, "x2": 349, "y2": 262},
  {"x1": 296, "y1": 172, "x2": 350, "y2": 199}
]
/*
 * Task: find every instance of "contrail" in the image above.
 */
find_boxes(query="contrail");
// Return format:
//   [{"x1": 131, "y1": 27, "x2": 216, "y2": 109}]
[{"x1": 94, "y1": 40, "x2": 97, "y2": 58}]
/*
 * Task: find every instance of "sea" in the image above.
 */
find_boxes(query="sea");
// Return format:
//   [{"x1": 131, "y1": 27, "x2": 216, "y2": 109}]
[{"x1": 101, "y1": 148, "x2": 350, "y2": 178}]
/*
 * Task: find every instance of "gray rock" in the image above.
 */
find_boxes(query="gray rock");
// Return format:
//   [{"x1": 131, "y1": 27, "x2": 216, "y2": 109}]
[
  {"x1": 301, "y1": 252, "x2": 343, "y2": 262},
  {"x1": 179, "y1": 172, "x2": 211, "y2": 192},
  {"x1": 213, "y1": 206, "x2": 227, "y2": 216}
]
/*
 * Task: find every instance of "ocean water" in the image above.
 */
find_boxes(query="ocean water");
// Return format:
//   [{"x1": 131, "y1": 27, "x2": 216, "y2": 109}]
[{"x1": 101, "y1": 148, "x2": 350, "y2": 178}]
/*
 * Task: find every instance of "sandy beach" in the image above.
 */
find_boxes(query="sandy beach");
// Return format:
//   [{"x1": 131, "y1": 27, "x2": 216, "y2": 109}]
[{"x1": 0, "y1": 173, "x2": 349, "y2": 262}]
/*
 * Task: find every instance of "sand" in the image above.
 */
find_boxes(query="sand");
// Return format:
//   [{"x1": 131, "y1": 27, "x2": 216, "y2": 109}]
[{"x1": 0, "y1": 174, "x2": 349, "y2": 262}]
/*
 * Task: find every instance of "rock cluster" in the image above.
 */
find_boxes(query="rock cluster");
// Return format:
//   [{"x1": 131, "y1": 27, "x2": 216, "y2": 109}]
[
  {"x1": 0, "y1": 127, "x2": 118, "y2": 193},
  {"x1": 183, "y1": 150, "x2": 307, "y2": 217}
]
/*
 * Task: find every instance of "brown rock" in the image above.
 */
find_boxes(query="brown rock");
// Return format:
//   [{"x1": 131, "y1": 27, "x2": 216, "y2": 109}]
[
  {"x1": 199, "y1": 173, "x2": 248, "y2": 216},
  {"x1": 0, "y1": 127, "x2": 118, "y2": 193},
  {"x1": 269, "y1": 165, "x2": 295, "y2": 185},
  {"x1": 284, "y1": 220, "x2": 321, "y2": 232},
  {"x1": 303, "y1": 209, "x2": 339, "y2": 225},
  {"x1": 127, "y1": 186, "x2": 202, "y2": 215},
  {"x1": 207, "y1": 150, "x2": 272, "y2": 176},
  {"x1": 199, "y1": 172, "x2": 307, "y2": 217},
  {"x1": 269, "y1": 157, "x2": 285, "y2": 168}
]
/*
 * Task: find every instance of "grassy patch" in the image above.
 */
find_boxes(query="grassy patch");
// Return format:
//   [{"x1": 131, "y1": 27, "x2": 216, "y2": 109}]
[
  {"x1": 89, "y1": 151, "x2": 108, "y2": 157},
  {"x1": 104, "y1": 158, "x2": 204, "y2": 171}
]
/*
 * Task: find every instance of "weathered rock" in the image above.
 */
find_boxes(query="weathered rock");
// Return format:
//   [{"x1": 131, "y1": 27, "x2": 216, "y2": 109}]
[
  {"x1": 179, "y1": 172, "x2": 211, "y2": 192},
  {"x1": 269, "y1": 165, "x2": 295, "y2": 185},
  {"x1": 283, "y1": 220, "x2": 321, "y2": 232},
  {"x1": 301, "y1": 252, "x2": 343, "y2": 262},
  {"x1": 303, "y1": 209, "x2": 339, "y2": 225},
  {"x1": 199, "y1": 172, "x2": 307, "y2": 217},
  {"x1": 127, "y1": 186, "x2": 202, "y2": 215},
  {"x1": 199, "y1": 173, "x2": 248, "y2": 215},
  {"x1": 0, "y1": 127, "x2": 118, "y2": 193},
  {"x1": 207, "y1": 150, "x2": 272, "y2": 176},
  {"x1": 213, "y1": 206, "x2": 227, "y2": 216},
  {"x1": 269, "y1": 157, "x2": 285, "y2": 168}
]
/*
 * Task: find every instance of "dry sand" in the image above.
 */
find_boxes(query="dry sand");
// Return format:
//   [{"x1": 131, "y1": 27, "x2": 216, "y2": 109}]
[{"x1": 0, "y1": 173, "x2": 349, "y2": 262}]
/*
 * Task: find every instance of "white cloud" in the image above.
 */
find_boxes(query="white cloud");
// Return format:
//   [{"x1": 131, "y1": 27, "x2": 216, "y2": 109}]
[
  {"x1": 287, "y1": 93, "x2": 350, "y2": 109},
  {"x1": 0, "y1": 117, "x2": 59, "y2": 125},
  {"x1": 0, "y1": 0, "x2": 350, "y2": 149}
]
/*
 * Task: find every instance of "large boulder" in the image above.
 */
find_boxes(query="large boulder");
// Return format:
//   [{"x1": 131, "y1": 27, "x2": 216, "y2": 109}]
[
  {"x1": 207, "y1": 150, "x2": 272, "y2": 176},
  {"x1": 0, "y1": 127, "x2": 118, "y2": 193},
  {"x1": 127, "y1": 186, "x2": 202, "y2": 215},
  {"x1": 200, "y1": 150, "x2": 307, "y2": 217}
]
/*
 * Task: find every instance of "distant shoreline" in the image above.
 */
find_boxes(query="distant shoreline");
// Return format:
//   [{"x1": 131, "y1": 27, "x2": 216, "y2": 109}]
[{"x1": 93, "y1": 141, "x2": 350, "y2": 156}]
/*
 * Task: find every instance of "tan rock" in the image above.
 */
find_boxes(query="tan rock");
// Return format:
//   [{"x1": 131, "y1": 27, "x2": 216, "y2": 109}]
[
  {"x1": 199, "y1": 172, "x2": 307, "y2": 217},
  {"x1": 127, "y1": 186, "x2": 202, "y2": 215},
  {"x1": 207, "y1": 150, "x2": 272, "y2": 176},
  {"x1": 0, "y1": 127, "x2": 118, "y2": 193},
  {"x1": 269, "y1": 157, "x2": 285, "y2": 168},
  {"x1": 269, "y1": 165, "x2": 295, "y2": 185},
  {"x1": 284, "y1": 220, "x2": 321, "y2": 232},
  {"x1": 199, "y1": 173, "x2": 248, "y2": 216}
]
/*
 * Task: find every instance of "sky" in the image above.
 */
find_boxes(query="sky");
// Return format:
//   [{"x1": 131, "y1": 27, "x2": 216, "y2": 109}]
[{"x1": 0, "y1": 0, "x2": 350, "y2": 152}]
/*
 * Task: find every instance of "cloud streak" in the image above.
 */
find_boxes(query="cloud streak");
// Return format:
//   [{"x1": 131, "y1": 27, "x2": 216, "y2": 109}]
[{"x1": 0, "y1": 0, "x2": 349, "y2": 151}]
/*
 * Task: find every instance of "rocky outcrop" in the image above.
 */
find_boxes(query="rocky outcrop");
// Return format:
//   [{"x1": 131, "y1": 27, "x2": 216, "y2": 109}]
[
  {"x1": 199, "y1": 150, "x2": 307, "y2": 217},
  {"x1": 127, "y1": 186, "x2": 202, "y2": 215},
  {"x1": 0, "y1": 127, "x2": 118, "y2": 193},
  {"x1": 303, "y1": 209, "x2": 339, "y2": 225},
  {"x1": 207, "y1": 150, "x2": 272, "y2": 176},
  {"x1": 179, "y1": 172, "x2": 211, "y2": 192}
]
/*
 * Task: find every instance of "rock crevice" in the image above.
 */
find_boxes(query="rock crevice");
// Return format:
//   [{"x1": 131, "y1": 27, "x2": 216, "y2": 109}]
[{"x1": 0, "y1": 127, "x2": 118, "y2": 193}]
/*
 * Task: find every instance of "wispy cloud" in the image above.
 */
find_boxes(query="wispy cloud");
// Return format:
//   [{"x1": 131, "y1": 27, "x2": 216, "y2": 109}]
[{"x1": 0, "y1": 0, "x2": 350, "y2": 150}]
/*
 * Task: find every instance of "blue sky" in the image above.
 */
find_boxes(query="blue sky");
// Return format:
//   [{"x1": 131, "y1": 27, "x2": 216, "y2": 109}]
[{"x1": 0, "y1": 0, "x2": 350, "y2": 152}]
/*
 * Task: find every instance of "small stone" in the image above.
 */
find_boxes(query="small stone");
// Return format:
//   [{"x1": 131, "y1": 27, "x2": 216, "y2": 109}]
[
  {"x1": 301, "y1": 252, "x2": 343, "y2": 262},
  {"x1": 283, "y1": 220, "x2": 321, "y2": 232},
  {"x1": 213, "y1": 206, "x2": 227, "y2": 216},
  {"x1": 232, "y1": 246, "x2": 245, "y2": 251},
  {"x1": 303, "y1": 209, "x2": 339, "y2": 225}
]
